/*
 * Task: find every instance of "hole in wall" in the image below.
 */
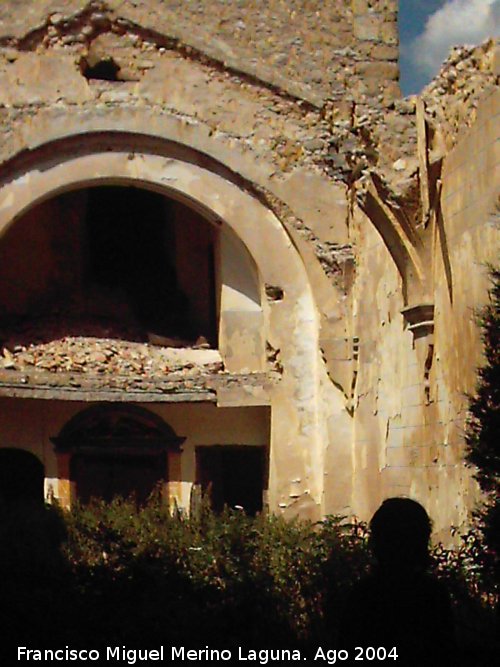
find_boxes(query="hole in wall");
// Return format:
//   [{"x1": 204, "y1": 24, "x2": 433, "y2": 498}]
[
  {"x1": 265, "y1": 284, "x2": 284, "y2": 302},
  {"x1": 81, "y1": 56, "x2": 121, "y2": 81}
]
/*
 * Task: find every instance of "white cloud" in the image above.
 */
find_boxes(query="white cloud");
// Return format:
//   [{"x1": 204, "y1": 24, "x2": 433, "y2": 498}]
[{"x1": 412, "y1": 0, "x2": 500, "y2": 75}]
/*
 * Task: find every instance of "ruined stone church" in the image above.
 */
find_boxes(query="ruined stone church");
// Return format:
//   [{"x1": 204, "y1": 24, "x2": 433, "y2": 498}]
[{"x1": 0, "y1": 1, "x2": 497, "y2": 538}]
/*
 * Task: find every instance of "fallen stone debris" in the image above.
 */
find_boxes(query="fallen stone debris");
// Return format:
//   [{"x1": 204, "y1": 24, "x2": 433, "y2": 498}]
[
  {"x1": 0, "y1": 315, "x2": 227, "y2": 398},
  {"x1": 0, "y1": 335, "x2": 223, "y2": 376}
]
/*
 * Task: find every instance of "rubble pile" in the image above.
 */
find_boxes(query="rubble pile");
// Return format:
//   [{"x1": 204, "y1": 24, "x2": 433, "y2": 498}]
[
  {"x1": 0, "y1": 327, "x2": 275, "y2": 399},
  {"x1": 0, "y1": 315, "x2": 224, "y2": 385},
  {"x1": 0, "y1": 335, "x2": 223, "y2": 377}
]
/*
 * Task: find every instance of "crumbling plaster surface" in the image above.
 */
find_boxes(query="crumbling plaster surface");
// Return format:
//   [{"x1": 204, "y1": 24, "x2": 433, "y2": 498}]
[
  {"x1": 339, "y1": 84, "x2": 500, "y2": 538},
  {"x1": 0, "y1": 0, "x2": 399, "y2": 106}
]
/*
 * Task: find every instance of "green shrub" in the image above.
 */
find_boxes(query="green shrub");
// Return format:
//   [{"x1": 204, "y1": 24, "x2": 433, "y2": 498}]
[
  {"x1": 57, "y1": 496, "x2": 371, "y2": 648},
  {"x1": 1, "y1": 493, "x2": 496, "y2": 660},
  {"x1": 465, "y1": 267, "x2": 500, "y2": 594}
]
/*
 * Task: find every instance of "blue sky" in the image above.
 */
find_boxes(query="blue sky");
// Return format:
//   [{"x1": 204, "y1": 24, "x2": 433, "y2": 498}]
[{"x1": 399, "y1": 0, "x2": 499, "y2": 95}]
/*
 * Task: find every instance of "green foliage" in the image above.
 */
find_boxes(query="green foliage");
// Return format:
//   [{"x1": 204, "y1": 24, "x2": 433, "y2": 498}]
[
  {"x1": 465, "y1": 266, "x2": 500, "y2": 585},
  {"x1": 59, "y1": 495, "x2": 371, "y2": 648},
  {"x1": 430, "y1": 529, "x2": 499, "y2": 663},
  {"x1": 1, "y1": 494, "x2": 497, "y2": 661},
  {"x1": 466, "y1": 267, "x2": 500, "y2": 492}
]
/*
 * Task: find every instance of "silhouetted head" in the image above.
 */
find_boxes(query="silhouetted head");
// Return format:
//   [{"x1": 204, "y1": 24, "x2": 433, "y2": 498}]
[
  {"x1": 370, "y1": 498, "x2": 432, "y2": 573},
  {"x1": 0, "y1": 449, "x2": 44, "y2": 508}
]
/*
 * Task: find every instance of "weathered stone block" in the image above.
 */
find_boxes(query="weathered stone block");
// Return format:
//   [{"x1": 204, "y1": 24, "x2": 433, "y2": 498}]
[
  {"x1": 353, "y1": 15, "x2": 383, "y2": 41},
  {"x1": 380, "y1": 79, "x2": 401, "y2": 103},
  {"x1": 380, "y1": 20, "x2": 399, "y2": 45},
  {"x1": 355, "y1": 61, "x2": 399, "y2": 80},
  {"x1": 371, "y1": 43, "x2": 399, "y2": 61},
  {"x1": 0, "y1": 53, "x2": 92, "y2": 106},
  {"x1": 352, "y1": 0, "x2": 370, "y2": 15},
  {"x1": 352, "y1": 77, "x2": 382, "y2": 97}
]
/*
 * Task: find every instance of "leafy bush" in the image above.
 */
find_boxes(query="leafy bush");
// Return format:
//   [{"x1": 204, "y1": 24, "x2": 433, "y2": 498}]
[
  {"x1": 0, "y1": 494, "x2": 496, "y2": 662},
  {"x1": 60, "y1": 496, "x2": 370, "y2": 648}
]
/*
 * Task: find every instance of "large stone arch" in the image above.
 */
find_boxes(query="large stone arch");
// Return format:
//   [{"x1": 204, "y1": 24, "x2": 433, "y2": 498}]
[
  {"x1": 0, "y1": 141, "x2": 316, "y2": 335},
  {"x1": 0, "y1": 108, "x2": 423, "y2": 304},
  {"x1": 0, "y1": 131, "x2": 327, "y2": 516},
  {"x1": 0, "y1": 110, "x2": 429, "y2": 386},
  {"x1": 0, "y1": 110, "x2": 349, "y2": 323}
]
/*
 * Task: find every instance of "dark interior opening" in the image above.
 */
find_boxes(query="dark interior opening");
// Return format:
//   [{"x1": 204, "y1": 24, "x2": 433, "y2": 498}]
[
  {"x1": 0, "y1": 185, "x2": 218, "y2": 347},
  {"x1": 81, "y1": 56, "x2": 121, "y2": 82},
  {"x1": 87, "y1": 187, "x2": 191, "y2": 339},
  {"x1": 71, "y1": 451, "x2": 166, "y2": 505},
  {"x1": 196, "y1": 446, "x2": 266, "y2": 516}
]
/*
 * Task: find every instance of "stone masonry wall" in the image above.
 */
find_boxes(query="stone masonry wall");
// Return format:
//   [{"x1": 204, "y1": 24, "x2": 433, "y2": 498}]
[
  {"x1": 0, "y1": 0, "x2": 400, "y2": 107},
  {"x1": 338, "y1": 84, "x2": 500, "y2": 539}
]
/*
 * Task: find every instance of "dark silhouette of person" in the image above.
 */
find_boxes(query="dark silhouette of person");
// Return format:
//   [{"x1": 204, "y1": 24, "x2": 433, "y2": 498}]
[
  {"x1": 339, "y1": 498, "x2": 457, "y2": 666},
  {"x1": 0, "y1": 467, "x2": 69, "y2": 654}
]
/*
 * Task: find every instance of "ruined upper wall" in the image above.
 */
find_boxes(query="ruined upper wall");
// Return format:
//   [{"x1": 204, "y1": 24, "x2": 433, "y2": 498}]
[{"x1": 0, "y1": 0, "x2": 400, "y2": 106}]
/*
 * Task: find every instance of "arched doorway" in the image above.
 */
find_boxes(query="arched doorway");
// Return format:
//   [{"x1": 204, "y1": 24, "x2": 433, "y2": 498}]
[
  {"x1": 53, "y1": 406, "x2": 184, "y2": 504},
  {"x1": 0, "y1": 137, "x2": 322, "y2": 516}
]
